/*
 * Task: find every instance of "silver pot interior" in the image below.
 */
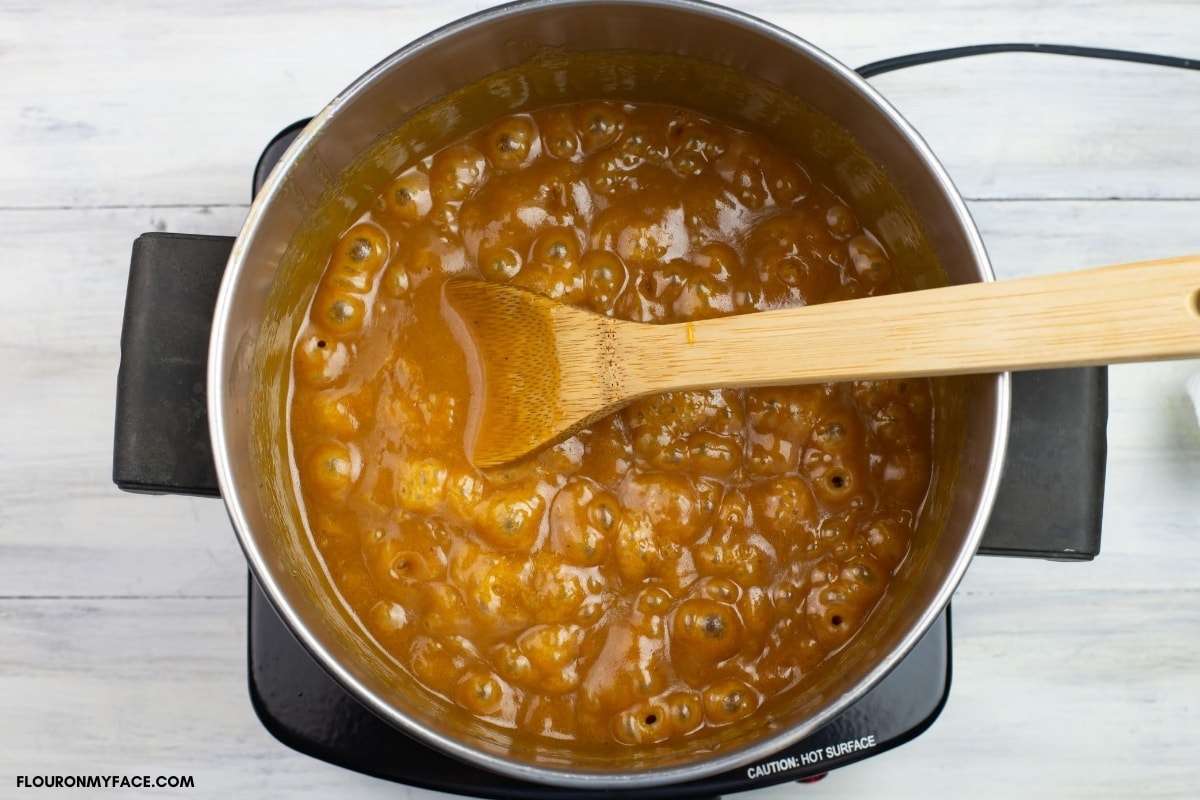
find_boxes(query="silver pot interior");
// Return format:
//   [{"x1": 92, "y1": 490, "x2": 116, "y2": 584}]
[{"x1": 209, "y1": 0, "x2": 1008, "y2": 788}]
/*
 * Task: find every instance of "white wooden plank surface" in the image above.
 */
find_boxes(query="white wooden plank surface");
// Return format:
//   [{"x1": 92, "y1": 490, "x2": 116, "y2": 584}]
[{"x1": 1, "y1": 1, "x2": 1198, "y2": 798}]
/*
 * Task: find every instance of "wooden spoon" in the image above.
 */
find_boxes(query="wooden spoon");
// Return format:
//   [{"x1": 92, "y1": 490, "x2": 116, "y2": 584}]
[{"x1": 443, "y1": 255, "x2": 1200, "y2": 468}]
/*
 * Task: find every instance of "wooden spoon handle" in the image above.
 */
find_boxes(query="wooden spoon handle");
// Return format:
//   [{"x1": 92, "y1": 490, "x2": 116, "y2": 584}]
[{"x1": 621, "y1": 255, "x2": 1200, "y2": 393}]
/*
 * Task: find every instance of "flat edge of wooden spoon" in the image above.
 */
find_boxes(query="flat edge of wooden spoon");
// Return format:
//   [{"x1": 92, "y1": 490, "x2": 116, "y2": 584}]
[{"x1": 441, "y1": 278, "x2": 622, "y2": 468}]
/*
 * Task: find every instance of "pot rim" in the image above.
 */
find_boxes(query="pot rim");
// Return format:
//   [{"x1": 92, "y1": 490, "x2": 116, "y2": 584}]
[{"x1": 209, "y1": 0, "x2": 1010, "y2": 789}]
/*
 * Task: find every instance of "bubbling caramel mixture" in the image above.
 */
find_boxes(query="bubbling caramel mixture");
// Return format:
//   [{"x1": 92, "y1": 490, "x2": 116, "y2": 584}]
[{"x1": 289, "y1": 101, "x2": 933, "y2": 745}]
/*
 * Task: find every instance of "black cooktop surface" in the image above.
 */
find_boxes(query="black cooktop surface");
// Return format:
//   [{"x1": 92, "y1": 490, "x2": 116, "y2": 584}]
[{"x1": 248, "y1": 577, "x2": 949, "y2": 799}]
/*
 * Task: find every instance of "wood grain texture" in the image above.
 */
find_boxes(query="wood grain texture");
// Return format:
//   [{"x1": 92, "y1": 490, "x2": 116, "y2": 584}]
[
  {"x1": 615, "y1": 256, "x2": 1200, "y2": 385},
  {"x1": 451, "y1": 256, "x2": 1200, "y2": 466},
  {"x1": 1, "y1": 207, "x2": 248, "y2": 599},
  {"x1": 1, "y1": 1, "x2": 1198, "y2": 798}
]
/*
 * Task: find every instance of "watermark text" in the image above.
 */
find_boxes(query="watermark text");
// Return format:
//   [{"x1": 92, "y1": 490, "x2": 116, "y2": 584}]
[{"x1": 15, "y1": 774, "x2": 194, "y2": 790}]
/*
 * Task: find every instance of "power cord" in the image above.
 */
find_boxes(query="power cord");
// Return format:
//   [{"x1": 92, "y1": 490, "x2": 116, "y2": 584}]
[{"x1": 856, "y1": 43, "x2": 1200, "y2": 78}]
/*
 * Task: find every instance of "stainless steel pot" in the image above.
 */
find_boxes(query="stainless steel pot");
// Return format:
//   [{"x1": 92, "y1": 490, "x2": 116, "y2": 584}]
[{"x1": 208, "y1": 0, "x2": 1008, "y2": 788}]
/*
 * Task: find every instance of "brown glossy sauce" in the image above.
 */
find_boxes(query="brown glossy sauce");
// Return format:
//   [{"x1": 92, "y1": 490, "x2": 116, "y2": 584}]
[{"x1": 288, "y1": 101, "x2": 933, "y2": 746}]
